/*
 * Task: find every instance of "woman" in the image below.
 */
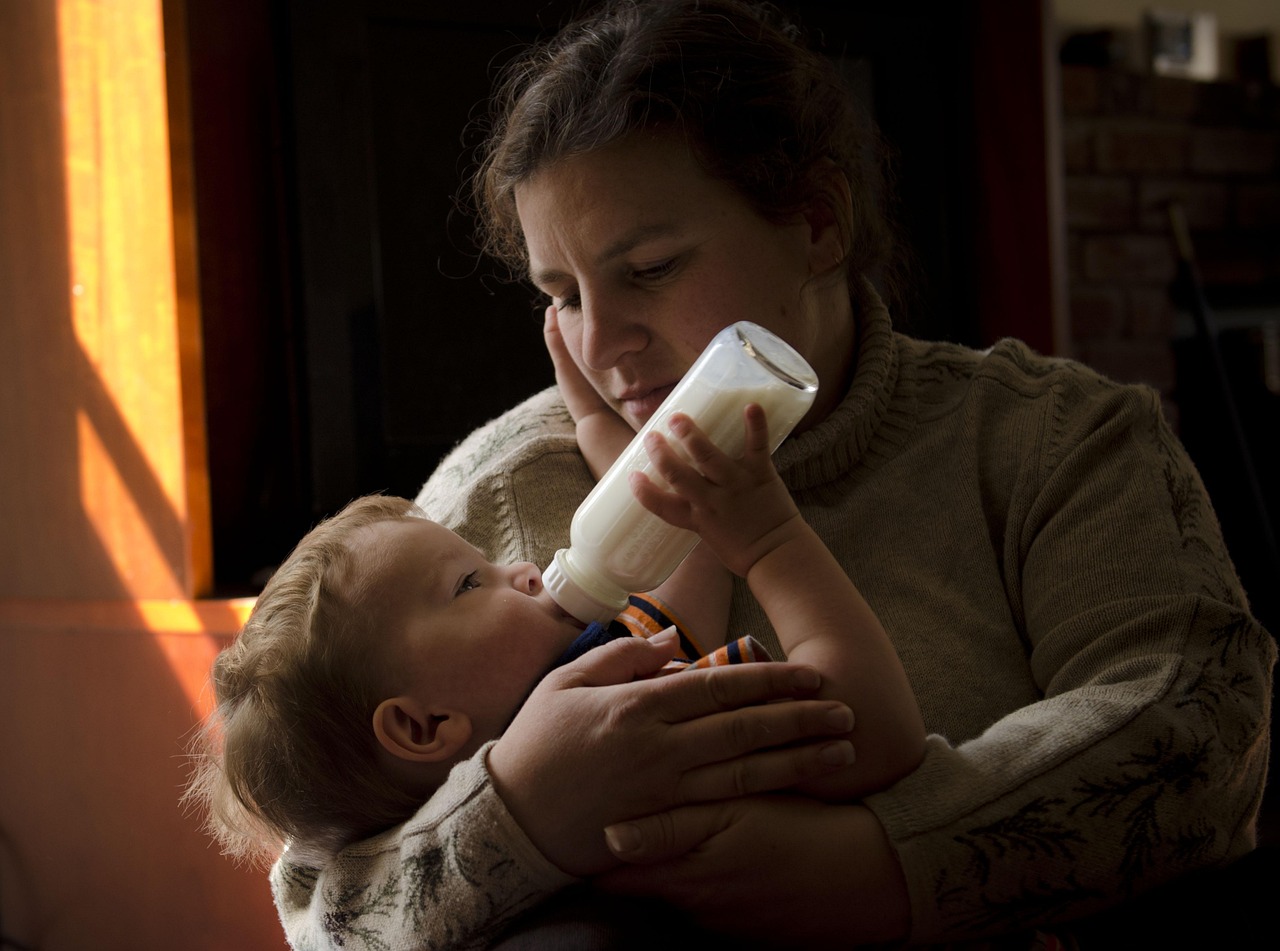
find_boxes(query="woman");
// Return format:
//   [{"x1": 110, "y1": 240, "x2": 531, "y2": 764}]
[{"x1": 273, "y1": 1, "x2": 1274, "y2": 947}]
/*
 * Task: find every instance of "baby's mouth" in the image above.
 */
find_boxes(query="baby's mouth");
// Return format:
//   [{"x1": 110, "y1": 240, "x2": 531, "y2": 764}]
[{"x1": 557, "y1": 606, "x2": 588, "y2": 631}]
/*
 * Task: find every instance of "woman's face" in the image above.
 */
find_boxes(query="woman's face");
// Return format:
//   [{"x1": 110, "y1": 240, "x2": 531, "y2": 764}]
[{"x1": 515, "y1": 133, "x2": 853, "y2": 432}]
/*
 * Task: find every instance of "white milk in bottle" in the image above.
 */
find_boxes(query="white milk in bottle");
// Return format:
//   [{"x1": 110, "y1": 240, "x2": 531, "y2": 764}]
[{"x1": 542, "y1": 321, "x2": 819, "y2": 624}]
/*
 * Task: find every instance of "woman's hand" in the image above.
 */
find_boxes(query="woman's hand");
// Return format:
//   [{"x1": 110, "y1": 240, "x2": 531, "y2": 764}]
[
  {"x1": 487, "y1": 630, "x2": 858, "y2": 877},
  {"x1": 544, "y1": 305, "x2": 633, "y2": 479},
  {"x1": 596, "y1": 796, "x2": 912, "y2": 947}
]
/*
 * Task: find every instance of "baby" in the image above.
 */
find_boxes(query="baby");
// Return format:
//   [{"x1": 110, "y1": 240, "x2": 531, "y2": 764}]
[{"x1": 190, "y1": 348, "x2": 924, "y2": 868}]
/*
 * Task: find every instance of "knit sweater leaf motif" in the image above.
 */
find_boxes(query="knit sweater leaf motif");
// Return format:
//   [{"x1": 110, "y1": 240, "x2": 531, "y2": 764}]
[{"x1": 271, "y1": 290, "x2": 1274, "y2": 949}]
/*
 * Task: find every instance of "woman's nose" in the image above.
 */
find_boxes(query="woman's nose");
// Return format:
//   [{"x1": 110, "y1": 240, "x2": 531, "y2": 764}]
[
  {"x1": 579, "y1": 291, "x2": 648, "y2": 372},
  {"x1": 510, "y1": 562, "x2": 542, "y2": 595}
]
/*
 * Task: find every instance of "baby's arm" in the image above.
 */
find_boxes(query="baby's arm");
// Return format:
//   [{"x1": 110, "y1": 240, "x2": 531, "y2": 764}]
[
  {"x1": 544, "y1": 305, "x2": 731, "y2": 647},
  {"x1": 632, "y1": 406, "x2": 925, "y2": 800}
]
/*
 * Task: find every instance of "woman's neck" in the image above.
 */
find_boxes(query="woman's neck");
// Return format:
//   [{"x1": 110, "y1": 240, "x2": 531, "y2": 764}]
[{"x1": 796, "y1": 283, "x2": 858, "y2": 434}]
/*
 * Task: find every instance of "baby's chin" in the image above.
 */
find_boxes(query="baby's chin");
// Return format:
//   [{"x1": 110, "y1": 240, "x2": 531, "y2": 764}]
[{"x1": 549, "y1": 615, "x2": 588, "y2": 662}]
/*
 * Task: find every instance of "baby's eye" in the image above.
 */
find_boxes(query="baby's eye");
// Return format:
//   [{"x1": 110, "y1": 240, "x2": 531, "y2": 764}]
[{"x1": 456, "y1": 571, "x2": 480, "y2": 595}]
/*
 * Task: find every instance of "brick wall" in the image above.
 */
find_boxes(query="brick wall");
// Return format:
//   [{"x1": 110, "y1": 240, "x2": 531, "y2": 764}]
[{"x1": 1060, "y1": 66, "x2": 1280, "y2": 409}]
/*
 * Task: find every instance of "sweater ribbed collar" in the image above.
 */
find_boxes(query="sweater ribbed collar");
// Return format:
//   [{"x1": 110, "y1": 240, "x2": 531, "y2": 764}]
[{"x1": 773, "y1": 278, "x2": 901, "y2": 491}]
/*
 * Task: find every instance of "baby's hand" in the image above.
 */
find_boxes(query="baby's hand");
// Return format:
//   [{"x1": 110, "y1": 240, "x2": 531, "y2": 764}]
[
  {"x1": 545, "y1": 306, "x2": 633, "y2": 479},
  {"x1": 630, "y1": 405, "x2": 802, "y2": 578}
]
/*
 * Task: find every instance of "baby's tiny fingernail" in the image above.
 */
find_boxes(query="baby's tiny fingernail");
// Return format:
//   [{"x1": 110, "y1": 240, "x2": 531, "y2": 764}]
[
  {"x1": 605, "y1": 823, "x2": 641, "y2": 855},
  {"x1": 819, "y1": 741, "x2": 855, "y2": 766}
]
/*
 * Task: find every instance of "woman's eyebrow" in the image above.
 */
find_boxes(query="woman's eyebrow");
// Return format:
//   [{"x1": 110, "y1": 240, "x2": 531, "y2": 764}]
[
  {"x1": 528, "y1": 222, "x2": 682, "y2": 288},
  {"x1": 528, "y1": 264, "x2": 567, "y2": 291},
  {"x1": 596, "y1": 222, "x2": 681, "y2": 265}
]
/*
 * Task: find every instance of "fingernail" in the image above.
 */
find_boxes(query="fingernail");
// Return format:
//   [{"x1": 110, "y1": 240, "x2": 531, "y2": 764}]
[
  {"x1": 651, "y1": 626, "x2": 678, "y2": 646},
  {"x1": 605, "y1": 823, "x2": 641, "y2": 855},
  {"x1": 818, "y1": 741, "x2": 855, "y2": 766},
  {"x1": 825, "y1": 706, "x2": 855, "y2": 731},
  {"x1": 794, "y1": 668, "x2": 820, "y2": 691}
]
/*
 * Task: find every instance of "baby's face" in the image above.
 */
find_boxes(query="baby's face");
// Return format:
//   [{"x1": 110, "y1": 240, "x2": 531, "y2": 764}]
[{"x1": 346, "y1": 517, "x2": 585, "y2": 747}]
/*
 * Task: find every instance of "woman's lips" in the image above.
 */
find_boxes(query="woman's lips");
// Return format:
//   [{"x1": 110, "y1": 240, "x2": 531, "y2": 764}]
[{"x1": 621, "y1": 384, "x2": 676, "y2": 424}]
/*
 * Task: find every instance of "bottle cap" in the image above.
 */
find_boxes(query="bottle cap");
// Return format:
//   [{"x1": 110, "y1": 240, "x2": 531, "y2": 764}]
[{"x1": 543, "y1": 549, "x2": 625, "y2": 625}]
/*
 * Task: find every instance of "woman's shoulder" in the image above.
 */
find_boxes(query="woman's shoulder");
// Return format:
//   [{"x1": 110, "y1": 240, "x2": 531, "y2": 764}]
[
  {"x1": 896, "y1": 332, "x2": 1157, "y2": 419},
  {"x1": 897, "y1": 333, "x2": 1112, "y2": 392},
  {"x1": 415, "y1": 387, "x2": 592, "y2": 563},
  {"x1": 419, "y1": 386, "x2": 578, "y2": 498}
]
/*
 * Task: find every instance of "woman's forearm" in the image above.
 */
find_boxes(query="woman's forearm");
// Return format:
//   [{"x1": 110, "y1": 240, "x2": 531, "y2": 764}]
[{"x1": 599, "y1": 797, "x2": 912, "y2": 948}]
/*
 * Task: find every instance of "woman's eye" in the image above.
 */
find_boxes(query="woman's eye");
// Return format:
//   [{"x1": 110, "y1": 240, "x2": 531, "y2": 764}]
[
  {"x1": 634, "y1": 259, "x2": 677, "y2": 281},
  {"x1": 457, "y1": 571, "x2": 480, "y2": 594},
  {"x1": 554, "y1": 291, "x2": 581, "y2": 311}
]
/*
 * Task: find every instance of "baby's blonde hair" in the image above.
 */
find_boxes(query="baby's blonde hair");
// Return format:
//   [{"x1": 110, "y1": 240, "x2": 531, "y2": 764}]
[{"x1": 186, "y1": 494, "x2": 428, "y2": 867}]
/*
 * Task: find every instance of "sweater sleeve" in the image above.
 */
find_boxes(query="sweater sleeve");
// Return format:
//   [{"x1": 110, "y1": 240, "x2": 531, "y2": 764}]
[
  {"x1": 272, "y1": 744, "x2": 576, "y2": 951},
  {"x1": 864, "y1": 369, "x2": 1276, "y2": 942}
]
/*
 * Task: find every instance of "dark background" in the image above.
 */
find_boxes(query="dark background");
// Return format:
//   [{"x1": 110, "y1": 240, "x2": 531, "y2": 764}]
[{"x1": 184, "y1": 0, "x2": 1052, "y2": 593}]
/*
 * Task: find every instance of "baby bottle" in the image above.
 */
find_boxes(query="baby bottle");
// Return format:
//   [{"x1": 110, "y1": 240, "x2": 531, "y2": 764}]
[{"x1": 542, "y1": 320, "x2": 819, "y2": 624}]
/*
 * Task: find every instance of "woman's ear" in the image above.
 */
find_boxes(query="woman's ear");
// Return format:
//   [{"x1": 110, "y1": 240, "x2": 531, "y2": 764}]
[
  {"x1": 372, "y1": 697, "x2": 473, "y2": 763},
  {"x1": 803, "y1": 161, "x2": 852, "y2": 278}
]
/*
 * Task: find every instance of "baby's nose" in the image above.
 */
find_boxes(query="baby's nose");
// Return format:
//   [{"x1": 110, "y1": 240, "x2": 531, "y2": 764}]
[{"x1": 512, "y1": 562, "x2": 542, "y2": 594}]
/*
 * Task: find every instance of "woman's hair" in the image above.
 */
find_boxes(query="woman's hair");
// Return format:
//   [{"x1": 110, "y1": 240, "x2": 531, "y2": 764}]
[
  {"x1": 474, "y1": 0, "x2": 902, "y2": 301},
  {"x1": 185, "y1": 495, "x2": 428, "y2": 867}
]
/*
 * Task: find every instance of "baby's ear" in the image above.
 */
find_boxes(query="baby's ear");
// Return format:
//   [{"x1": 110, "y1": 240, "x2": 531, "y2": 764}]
[{"x1": 372, "y1": 697, "x2": 473, "y2": 763}]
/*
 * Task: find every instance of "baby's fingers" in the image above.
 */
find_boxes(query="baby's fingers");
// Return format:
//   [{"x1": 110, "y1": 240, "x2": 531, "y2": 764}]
[
  {"x1": 666, "y1": 413, "x2": 728, "y2": 472},
  {"x1": 741, "y1": 404, "x2": 772, "y2": 459},
  {"x1": 641, "y1": 429, "x2": 706, "y2": 494},
  {"x1": 666, "y1": 409, "x2": 775, "y2": 485},
  {"x1": 628, "y1": 470, "x2": 695, "y2": 529}
]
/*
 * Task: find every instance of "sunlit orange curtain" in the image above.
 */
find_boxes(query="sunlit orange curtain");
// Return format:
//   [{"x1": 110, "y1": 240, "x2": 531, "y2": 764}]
[{"x1": 0, "y1": 0, "x2": 211, "y2": 600}]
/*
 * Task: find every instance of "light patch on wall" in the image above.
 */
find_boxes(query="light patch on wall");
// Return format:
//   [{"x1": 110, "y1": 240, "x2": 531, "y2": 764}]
[
  {"x1": 55, "y1": 0, "x2": 197, "y2": 599},
  {"x1": 77, "y1": 407, "x2": 182, "y2": 595}
]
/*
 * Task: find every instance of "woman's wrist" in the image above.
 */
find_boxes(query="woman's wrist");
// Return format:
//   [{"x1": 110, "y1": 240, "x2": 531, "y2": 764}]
[{"x1": 596, "y1": 797, "x2": 912, "y2": 947}]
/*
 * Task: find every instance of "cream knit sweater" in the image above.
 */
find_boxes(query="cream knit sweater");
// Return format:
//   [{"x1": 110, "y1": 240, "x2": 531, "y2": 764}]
[{"x1": 273, "y1": 287, "x2": 1274, "y2": 949}]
